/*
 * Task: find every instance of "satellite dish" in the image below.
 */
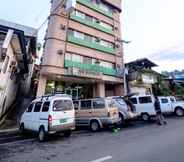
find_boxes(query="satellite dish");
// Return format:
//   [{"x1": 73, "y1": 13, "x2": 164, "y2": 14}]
[{"x1": 65, "y1": 0, "x2": 76, "y2": 13}]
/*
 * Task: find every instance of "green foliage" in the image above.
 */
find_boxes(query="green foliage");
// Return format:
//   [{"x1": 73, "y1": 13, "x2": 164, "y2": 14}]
[
  {"x1": 175, "y1": 85, "x2": 184, "y2": 95},
  {"x1": 154, "y1": 77, "x2": 171, "y2": 96}
]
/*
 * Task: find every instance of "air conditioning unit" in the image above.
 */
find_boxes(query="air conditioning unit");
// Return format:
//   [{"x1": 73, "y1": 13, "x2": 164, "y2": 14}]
[
  {"x1": 96, "y1": 38, "x2": 101, "y2": 42},
  {"x1": 57, "y1": 50, "x2": 64, "y2": 55},
  {"x1": 60, "y1": 24, "x2": 66, "y2": 30},
  {"x1": 115, "y1": 44, "x2": 120, "y2": 48},
  {"x1": 114, "y1": 27, "x2": 118, "y2": 31},
  {"x1": 96, "y1": 19, "x2": 100, "y2": 23}
]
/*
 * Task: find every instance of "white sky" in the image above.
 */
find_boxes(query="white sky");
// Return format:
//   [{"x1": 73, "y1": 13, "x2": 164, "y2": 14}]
[
  {"x1": 0, "y1": 0, "x2": 184, "y2": 72},
  {"x1": 122, "y1": 0, "x2": 184, "y2": 72}
]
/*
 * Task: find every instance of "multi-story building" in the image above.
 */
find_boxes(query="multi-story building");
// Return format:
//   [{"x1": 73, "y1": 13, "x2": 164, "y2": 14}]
[
  {"x1": 37, "y1": 0, "x2": 124, "y2": 99},
  {"x1": 0, "y1": 19, "x2": 37, "y2": 118}
]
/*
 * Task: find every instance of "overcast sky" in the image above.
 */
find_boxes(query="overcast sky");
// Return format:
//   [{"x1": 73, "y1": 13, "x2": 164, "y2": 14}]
[{"x1": 0, "y1": 0, "x2": 184, "y2": 72}]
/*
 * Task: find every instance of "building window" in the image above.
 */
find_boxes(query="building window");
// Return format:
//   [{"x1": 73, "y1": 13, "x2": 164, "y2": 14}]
[
  {"x1": 72, "y1": 54, "x2": 82, "y2": 63},
  {"x1": 100, "y1": 40, "x2": 109, "y2": 47},
  {"x1": 86, "y1": 15, "x2": 93, "y2": 22},
  {"x1": 65, "y1": 53, "x2": 72, "y2": 60},
  {"x1": 99, "y1": 3, "x2": 109, "y2": 12},
  {"x1": 83, "y1": 56, "x2": 92, "y2": 64},
  {"x1": 99, "y1": 21, "x2": 113, "y2": 30},
  {"x1": 75, "y1": 10, "x2": 85, "y2": 19},
  {"x1": 74, "y1": 31, "x2": 84, "y2": 40},
  {"x1": 100, "y1": 40, "x2": 114, "y2": 48},
  {"x1": 85, "y1": 35, "x2": 93, "y2": 42},
  {"x1": 100, "y1": 61, "x2": 114, "y2": 69}
]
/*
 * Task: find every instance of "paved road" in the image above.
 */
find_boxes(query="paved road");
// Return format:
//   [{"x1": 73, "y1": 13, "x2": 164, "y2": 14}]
[{"x1": 0, "y1": 116, "x2": 184, "y2": 162}]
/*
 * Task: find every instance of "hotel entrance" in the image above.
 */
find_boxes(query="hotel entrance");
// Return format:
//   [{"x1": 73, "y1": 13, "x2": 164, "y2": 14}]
[{"x1": 45, "y1": 80, "x2": 94, "y2": 99}]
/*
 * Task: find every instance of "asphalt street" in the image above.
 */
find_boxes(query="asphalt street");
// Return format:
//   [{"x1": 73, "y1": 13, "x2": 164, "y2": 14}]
[{"x1": 0, "y1": 116, "x2": 184, "y2": 162}]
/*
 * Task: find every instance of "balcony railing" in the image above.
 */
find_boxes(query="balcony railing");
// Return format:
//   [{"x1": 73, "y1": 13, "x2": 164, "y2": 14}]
[
  {"x1": 70, "y1": 13, "x2": 114, "y2": 35},
  {"x1": 65, "y1": 59, "x2": 117, "y2": 76},
  {"x1": 67, "y1": 34, "x2": 115, "y2": 54},
  {"x1": 77, "y1": 0, "x2": 113, "y2": 18}
]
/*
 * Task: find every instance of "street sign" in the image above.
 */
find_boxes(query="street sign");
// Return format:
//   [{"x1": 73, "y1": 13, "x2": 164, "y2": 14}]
[{"x1": 65, "y1": 0, "x2": 76, "y2": 13}]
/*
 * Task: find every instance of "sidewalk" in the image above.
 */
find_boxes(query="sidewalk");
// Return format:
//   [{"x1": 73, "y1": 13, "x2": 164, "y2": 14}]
[{"x1": 0, "y1": 120, "x2": 19, "y2": 135}]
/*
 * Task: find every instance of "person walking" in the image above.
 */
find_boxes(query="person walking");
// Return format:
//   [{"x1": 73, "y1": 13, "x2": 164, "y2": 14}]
[{"x1": 154, "y1": 96, "x2": 167, "y2": 125}]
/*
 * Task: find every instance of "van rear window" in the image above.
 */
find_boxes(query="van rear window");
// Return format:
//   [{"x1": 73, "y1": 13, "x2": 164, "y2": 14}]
[
  {"x1": 93, "y1": 99, "x2": 105, "y2": 109},
  {"x1": 53, "y1": 100, "x2": 73, "y2": 111}
]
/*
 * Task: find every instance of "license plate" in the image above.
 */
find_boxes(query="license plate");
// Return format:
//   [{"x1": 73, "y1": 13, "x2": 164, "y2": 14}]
[{"x1": 60, "y1": 119, "x2": 67, "y2": 123}]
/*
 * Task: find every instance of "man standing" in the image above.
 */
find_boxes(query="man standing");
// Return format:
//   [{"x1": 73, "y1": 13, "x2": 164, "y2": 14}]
[{"x1": 154, "y1": 96, "x2": 167, "y2": 125}]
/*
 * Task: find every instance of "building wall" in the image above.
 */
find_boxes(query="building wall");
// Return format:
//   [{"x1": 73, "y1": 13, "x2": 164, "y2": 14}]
[
  {"x1": 0, "y1": 45, "x2": 18, "y2": 116},
  {"x1": 38, "y1": 0, "x2": 124, "y2": 97}
]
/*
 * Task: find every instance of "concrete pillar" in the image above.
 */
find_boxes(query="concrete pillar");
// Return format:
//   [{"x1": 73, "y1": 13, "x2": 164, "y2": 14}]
[
  {"x1": 36, "y1": 75, "x2": 47, "y2": 97},
  {"x1": 114, "y1": 84, "x2": 124, "y2": 96},
  {"x1": 93, "y1": 84, "x2": 97, "y2": 98},
  {"x1": 96, "y1": 82, "x2": 105, "y2": 97}
]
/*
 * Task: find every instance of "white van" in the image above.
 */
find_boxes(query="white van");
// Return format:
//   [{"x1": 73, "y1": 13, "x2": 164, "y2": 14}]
[
  {"x1": 130, "y1": 95, "x2": 156, "y2": 121},
  {"x1": 19, "y1": 94, "x2": 75, "y2": 141}
]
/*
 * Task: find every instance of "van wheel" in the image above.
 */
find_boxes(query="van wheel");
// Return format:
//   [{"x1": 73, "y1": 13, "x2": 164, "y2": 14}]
[
  {"x1": 141, "y1": 113, "x2": 150, "y2": 121},
  {"x1": 175, "y1": 107, "x2": 184, "y2": 117},
  {"x1": 90, "y1": 120, "x2": 100, "y2": 132},
  {"x1": 119, "y1": 114, "x2": 125, "y2": 126},
  {"x1": 19, "y1": 123, "x2": 25, "y2": 135},
  {"x1": 64, "y1": 130, "x2": 72, "y2": 137},
  {"x1": 38, "y1": 127, "x2": 46, "y2": 142}
]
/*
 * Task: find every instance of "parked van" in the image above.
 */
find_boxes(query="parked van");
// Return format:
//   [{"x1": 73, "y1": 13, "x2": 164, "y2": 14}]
[
  {"x1": 106, "y1": 96, "x2": 139, "y2": 125},
  {"x1": 130, "y1": 95, "x2": 156, "y2": 121},
  {"x1": 19, "y1": 94, "x2": 75, "y2": 141},
  {"x1": 73, "y1": 98, "x2": 120, "y2": 131}
]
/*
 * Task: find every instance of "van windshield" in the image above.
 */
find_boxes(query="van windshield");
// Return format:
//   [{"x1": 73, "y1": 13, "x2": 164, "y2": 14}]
[{"x1": 53, "y1": 100, "x2": 73, "y2": 111}]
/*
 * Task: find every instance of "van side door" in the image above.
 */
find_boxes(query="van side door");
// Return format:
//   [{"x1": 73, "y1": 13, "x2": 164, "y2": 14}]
[
  {"x1": 39, "y1": 101, "x2": 50, "y2": 132},
  {"x1": 78, "y1": 100, "x2": 92, "y2": 125},
  {"x1": 32, "y1": 102, "x2": 43, "y2": 131},
  {"x1": 23, "y1": 103, "x2": 34, "y2": 130},
  {"x1": 92, "y1": 98, "x2": 106, "y2": 120},
  {"x1": 159, "y1": 97, "x2": 172, "y2": 113}
]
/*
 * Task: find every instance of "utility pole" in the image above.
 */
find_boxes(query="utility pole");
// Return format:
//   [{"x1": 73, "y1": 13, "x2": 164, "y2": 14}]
[{"x1": 120, "y1": 40, "x2": 131, "y2": 95}]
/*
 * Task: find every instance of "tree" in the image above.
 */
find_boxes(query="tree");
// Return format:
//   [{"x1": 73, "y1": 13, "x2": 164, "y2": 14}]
[
  {"x1": 175, "y1": 85, "x2": 184, "y2": 96},
  {"x1": 153, "y1": 77, "x2": 171, "y2": 96}
]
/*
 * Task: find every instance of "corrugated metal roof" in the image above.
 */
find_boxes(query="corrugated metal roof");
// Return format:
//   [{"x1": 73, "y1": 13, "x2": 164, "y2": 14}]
[{"x1": 0, "y1": 19, "x2": 37, "y2": 37}]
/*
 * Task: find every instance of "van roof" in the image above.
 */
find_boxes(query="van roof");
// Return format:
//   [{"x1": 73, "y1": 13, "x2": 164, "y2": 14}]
[{"x1": 33, "y1": 94, "x2": 72, "y2": 102}]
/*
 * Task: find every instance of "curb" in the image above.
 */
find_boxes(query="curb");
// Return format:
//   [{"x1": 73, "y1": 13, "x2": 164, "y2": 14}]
[{"x1": 0, "y1": 128, "x2": 19, "y2": 135}]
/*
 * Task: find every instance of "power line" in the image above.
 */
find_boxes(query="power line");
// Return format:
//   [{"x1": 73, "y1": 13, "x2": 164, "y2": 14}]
[{"x1": 36, "y1": 0, "x2": 66, "y2": 32}]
